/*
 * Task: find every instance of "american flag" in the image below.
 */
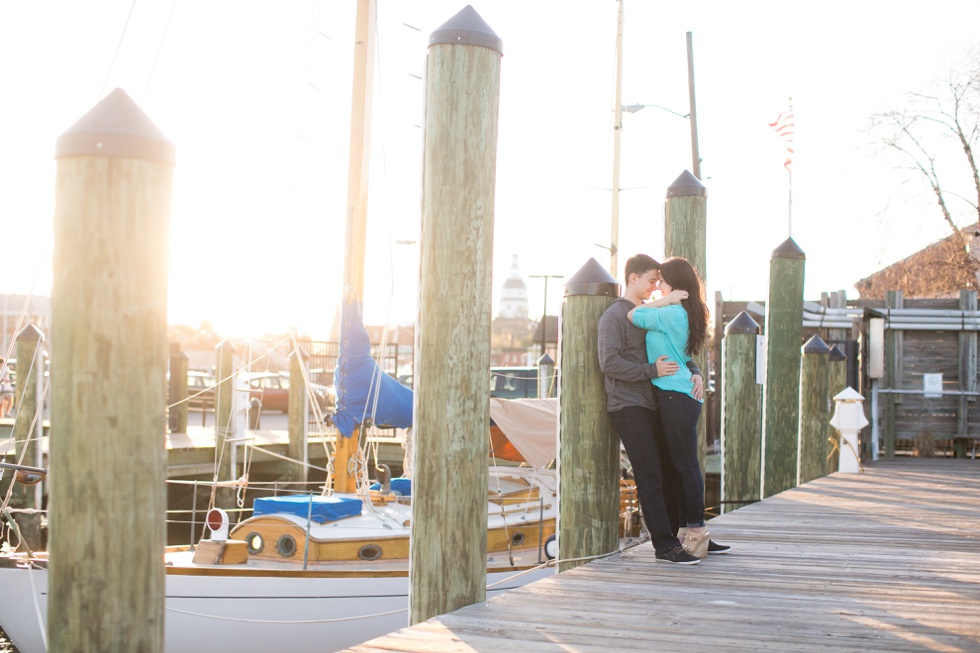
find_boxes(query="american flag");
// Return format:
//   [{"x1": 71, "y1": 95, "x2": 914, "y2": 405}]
[{"x1": 768, "y1": 111, "x2": 795, "y2": 171}]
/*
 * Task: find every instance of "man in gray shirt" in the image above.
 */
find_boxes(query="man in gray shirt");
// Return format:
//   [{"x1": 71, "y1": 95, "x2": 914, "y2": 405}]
[{"x1": 598, "y1": 254, "x2": 728, "y2": 563}]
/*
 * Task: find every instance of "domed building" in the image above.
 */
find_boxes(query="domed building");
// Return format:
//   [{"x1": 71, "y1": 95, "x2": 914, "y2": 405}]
[
  {"x1": 492, "y1": 255, "x2": 537, "y2": 365},
  {"x1": 499, "y1": 255, "x2": 529, "y2": 319}
]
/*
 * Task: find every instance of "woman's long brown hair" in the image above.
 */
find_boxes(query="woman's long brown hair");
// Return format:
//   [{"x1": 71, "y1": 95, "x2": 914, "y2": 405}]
[{"x1": 658, "y1": 257, "x2": 709, "y2": 357}]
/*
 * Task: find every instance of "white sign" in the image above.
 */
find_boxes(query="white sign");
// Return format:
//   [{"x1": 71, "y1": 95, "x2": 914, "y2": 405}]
[
  {"x1": 923, "y1": 373, "x2": 943, "y2": 398},
  {"x1": 756, "y1": 335, "x2": 767, "y2": 385},
  {"x1": 868, "y1": 318, "x2": 885, "y2": 379}
]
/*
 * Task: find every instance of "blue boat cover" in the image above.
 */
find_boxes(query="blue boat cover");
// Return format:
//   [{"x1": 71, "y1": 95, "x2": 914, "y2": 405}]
[
  {"x1": 368, "y1": 477, "x2": 412, "y2": 496},
  {"x1": 332, "y1": 298, "x2": 414, "y2": 439},
  {"x1": 252, "y1": 495, "x2": 363, "y2": 523}
]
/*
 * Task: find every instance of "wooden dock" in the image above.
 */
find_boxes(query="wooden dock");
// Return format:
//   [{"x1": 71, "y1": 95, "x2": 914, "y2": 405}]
[{"x1": 344, "y1": 459, "x2": 980, "y2": 652}]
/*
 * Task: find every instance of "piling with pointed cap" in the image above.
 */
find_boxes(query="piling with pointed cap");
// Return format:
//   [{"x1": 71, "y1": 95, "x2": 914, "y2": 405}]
[
  {"x1": 49, "y1": 88, "x2": 173, "y2": 653},
  {"x1": 168, "y1": 342, "x2": 189, "y2": 434},
  {"x1": 826, "y1": 345, "x2": 847, "y2": 474},
  {"x1": 9, "y1": 324, "x2": 45, "y2": 550},
  {"x1": 664, "y1": 170, "x2": 709, "y2": 478},
  {"x1": 762, "y1": 237, "x2": 805, "y2": 498},
  {"x1": 410, "y1": 5, "x2": 502, "y2": 626},
  {"x1": 797, "y1": 335, "x2": 831, "y2": 485},
  {"x1": 214, "y1": 339, "x2": 238, "y2": 508},
  {"x1": 286, "y1": 348, "x2": 310, "y2": 484},
  {"x1": 721, "y1": 311, "x2": 762, "y2": 513},
  {"x1": 557, "y1": 258, "x2": 620, "y2": 572}
]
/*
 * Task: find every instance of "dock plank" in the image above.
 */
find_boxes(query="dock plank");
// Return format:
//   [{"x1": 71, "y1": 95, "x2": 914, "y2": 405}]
[{"x1": 341, "y1": 459, "x2": 980, "y2": 652}]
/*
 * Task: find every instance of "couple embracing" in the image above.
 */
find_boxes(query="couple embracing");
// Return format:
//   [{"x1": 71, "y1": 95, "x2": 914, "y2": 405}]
[{"x1": 598, "y1": 254, "x2": 729, "y2": 565}]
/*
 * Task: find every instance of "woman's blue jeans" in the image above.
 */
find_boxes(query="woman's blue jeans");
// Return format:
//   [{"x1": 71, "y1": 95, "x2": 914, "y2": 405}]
[{"x1": 655, "y1": 388, "x2": 705, "y2": 528}]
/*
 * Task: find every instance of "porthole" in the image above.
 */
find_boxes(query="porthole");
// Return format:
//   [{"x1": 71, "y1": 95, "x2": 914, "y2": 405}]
[
  {"x1": 358, "y1": 544, "x2": 383, "y2": 561},
  {"x1": 276, "y1": 534, "x2": 297, "y2": 557},
  {"x1": 245, "y1": 532, "x2": 264, "y2": 555},
  {"x1": 511, "y1": 532, "x2": 525, "y2": 546},
  {"x1": 544, "y1": 534, "x2": 557, "y2": 560}
]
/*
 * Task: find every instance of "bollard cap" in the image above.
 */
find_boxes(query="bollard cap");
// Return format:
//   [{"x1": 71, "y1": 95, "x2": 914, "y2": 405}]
[
  {"x1": 537, "y1": 353, "x2": 555, "y2": 367},
  {"x1": 429, "y1": 5, "x2": 503, "y2": 55},
  {"x1": 771, "y1": 237, "x2": 805, "y2": 260},
  {"x1": 215, "y1": 338, "x2": 238, "y2": 353},
  {"x1": 725, "y1": 311, "x2": 760, "y2": 335},
  {"x1": 666, "y1": 170, "x2": 707, "y2": 198},
  {"x1": 16, "y1": 323, "x2": 44, "y2": 343},
  {"x1": 833, "y1": 387, "x2": 864, "y2": 402},
  {"x1": 828, "y1": 344, "x2": 847, "y2": 362},
  {"x1": 802, "y1": 334, "x2": 831, "y2": 354},
  {"x1": 56, "y1": 88, "x2": 175, "y2": 165},
  {"x1": 564, "y1": 258, "x2": 620, "y2": 297}
]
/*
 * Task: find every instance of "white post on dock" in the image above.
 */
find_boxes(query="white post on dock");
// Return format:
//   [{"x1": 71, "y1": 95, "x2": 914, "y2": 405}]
[
  {"x1": 49, "y1": 88, "x2": 173, "y2": 653},
  {"x1": 411, "y1": 5, "x2": 502, "y2": 626}
]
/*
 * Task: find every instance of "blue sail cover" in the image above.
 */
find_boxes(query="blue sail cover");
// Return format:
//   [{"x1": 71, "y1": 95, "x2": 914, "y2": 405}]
[{"x1": 332, "y1": 298, "x2": 414, "y2": 438}]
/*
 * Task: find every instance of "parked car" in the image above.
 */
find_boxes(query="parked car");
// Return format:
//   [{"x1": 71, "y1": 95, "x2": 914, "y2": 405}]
[
  {"x1": 242, "y1": 371, "x2": 334, "y2": 413},
  {"x1": 186, "y1": 371, "x2": 216, "y2": 410}
]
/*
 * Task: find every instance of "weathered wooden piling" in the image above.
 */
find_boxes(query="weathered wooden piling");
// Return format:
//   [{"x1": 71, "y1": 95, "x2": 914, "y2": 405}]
[
  {"x1": 49, "y1": 88, "x2": 172, "y2": 653},
  {"x1": 214, "y1": 338, "x2": 237, "y2": 507},
  {"x1": 11, "y1": 324, "x2": 45, "y2": 550},
  {"x1": 558, "y1": 258, "x2": 620, "y2": 572},
  {"x1": 762, "y1": 237, "x2": 805, "y2": 498},
  {"x1": 826, "y1": 345, "x2": 847, "y2": 474},
  {"x1": 287, "y1": 348, "x2": 309, "y2": 484},
  {"x1": 721, "y1": 311, "x2": 762, "y2": 513},
  {"x1": 168, "y1": 342, "x2": 189, "y2": 434},
  {"x1": 798, "y1": 334, "x2": 831, "y2": 485},
  {"x1": 664, "y1": 170, "x2": 707, "y2": 473},
  {"x1": 957, "y1": 289, "x2": 977, "y2": 459},
  {"x1": 883, "y1": 289, "x2": 903, "y2": 459},
  {"x1": 410, "y1": 6, "x2": 502, "y2": 626}
]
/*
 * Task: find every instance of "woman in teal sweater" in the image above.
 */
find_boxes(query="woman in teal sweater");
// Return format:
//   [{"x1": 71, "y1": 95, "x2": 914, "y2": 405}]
[{"x1": 627, "y1": 257, "x2": 712, "y2": 558}]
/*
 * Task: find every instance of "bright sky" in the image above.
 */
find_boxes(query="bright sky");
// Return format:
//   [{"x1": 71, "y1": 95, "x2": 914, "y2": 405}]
[{"x1": 1, "y1": 1, "x2": 979, "y2": 338}]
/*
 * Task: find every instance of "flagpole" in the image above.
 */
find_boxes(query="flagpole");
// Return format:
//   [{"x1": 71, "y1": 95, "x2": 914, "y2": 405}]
[
  {"x1": 788, "y1": 166, "x2": 792, "y2": 237},
  {"x1": 787, "y1": 99, "x2": 793, "y2": 238}
]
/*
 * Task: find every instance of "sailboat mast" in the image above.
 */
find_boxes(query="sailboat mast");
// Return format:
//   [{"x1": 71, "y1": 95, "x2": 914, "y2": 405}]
[
  {"x1": 342, "y1": 0, "x2": 376, "y2": 299},
  {"x1": 610, "y1": 0, "x2": 624, "y2": 278},
  {"x1": 336, "y1": 0, "x2": 376, "y2": 494}
]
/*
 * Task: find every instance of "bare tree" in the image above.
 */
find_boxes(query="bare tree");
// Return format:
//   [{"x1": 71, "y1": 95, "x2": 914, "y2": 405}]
[{"x1": 869, "y1": 47, "x2": 980, "y2": 253}]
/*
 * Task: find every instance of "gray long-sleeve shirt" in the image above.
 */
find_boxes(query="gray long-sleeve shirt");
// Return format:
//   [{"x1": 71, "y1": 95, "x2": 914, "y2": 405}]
[{"x1": 597, "y1": 297, "x2": 701, "y2": 413}]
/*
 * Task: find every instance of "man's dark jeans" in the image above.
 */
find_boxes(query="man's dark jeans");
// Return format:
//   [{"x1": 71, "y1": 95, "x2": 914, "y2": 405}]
[
  {"x1": 609, "y1": 406, "x2": 682, "y2": 554},
  {"x1": 655, "y1": 388, "x2": 705, "y2": 528}
]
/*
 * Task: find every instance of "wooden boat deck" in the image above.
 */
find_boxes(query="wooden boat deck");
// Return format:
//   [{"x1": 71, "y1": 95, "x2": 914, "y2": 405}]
[{"x1": 343, "y1": 458, "x2": 980, "y2": 652}]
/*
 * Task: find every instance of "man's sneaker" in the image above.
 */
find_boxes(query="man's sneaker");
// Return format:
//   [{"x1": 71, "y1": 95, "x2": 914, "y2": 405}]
[
  {"x1": 655, "y1": 546, "x2": 701, "y2": 565},
  {"x1": 708, "y1": 540, "x2": 732, "y2": 554}
]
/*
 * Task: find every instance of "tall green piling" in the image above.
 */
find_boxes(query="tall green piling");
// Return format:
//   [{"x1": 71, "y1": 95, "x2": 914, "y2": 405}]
[
  {"x1": 558, "y1": 258, "x2": 620, "y2": 572},
  {"x1": 798, "y1": 335, "x2": 830, "y2": 485},
  {"x1": 214, "y1": 338, "x2": 237, "y2": 508},
  {"x1": 49, "y1": 88, "x2": 172, "y2": 653},
  {"x1": 762, "y1": 237, "x2": 805, "y2": 498},
  {"x1": 721, "y1": 311, "x2": 762, "y2": 513},
  {"x1": 287, "y1": 348, "x2": 309, "y2": 485},
  {"x1": 826, "y1": 345, "x2": 847, "y2": 474},
  {"x1": 410, "y1": 6, "x2": 502, "y2": 626},
  {"x1": 168, "y1": 342, "x2": 189, "y2": 435},
  {"x1": 11, "y1": 324, "x2": 45, "y2": 550},
  {"x1": 663, "y1": 170, "x2": 708, "y2": 475}
]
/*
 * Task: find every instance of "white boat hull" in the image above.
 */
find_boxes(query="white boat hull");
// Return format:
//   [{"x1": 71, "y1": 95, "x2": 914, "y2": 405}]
[{"x1": 0, "y1": 562, "x2": 553, "y2": 653}]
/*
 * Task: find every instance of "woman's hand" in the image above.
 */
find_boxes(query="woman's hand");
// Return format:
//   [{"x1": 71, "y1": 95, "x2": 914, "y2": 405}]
[
  {"x1": 665, "y1": 289, "x2": 688, "y2": 304},
  {"x1": 691, "y1": 374, "x2": 705, "y2": 401},
  {"x1": 655, "y1": 355, "x2": 680, "y2": 377}
]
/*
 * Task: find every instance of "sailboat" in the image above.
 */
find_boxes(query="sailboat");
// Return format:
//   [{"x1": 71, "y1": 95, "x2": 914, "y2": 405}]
[
  {"x1": 0, "y1": 288, "x2": 565, "y2": 653},
  {"x1": 0, "y1": 388, "x2": 559, "y2": 653}
]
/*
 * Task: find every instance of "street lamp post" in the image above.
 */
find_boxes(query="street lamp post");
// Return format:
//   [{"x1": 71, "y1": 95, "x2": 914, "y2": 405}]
[{"x1": 529, "y1": 274, "x2": 563, "y2": 356}]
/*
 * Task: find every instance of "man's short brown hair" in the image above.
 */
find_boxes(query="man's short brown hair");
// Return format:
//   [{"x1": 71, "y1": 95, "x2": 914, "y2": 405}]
[{"x1": 624, "y1": 254, "x2": 660, "y2": 284}]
